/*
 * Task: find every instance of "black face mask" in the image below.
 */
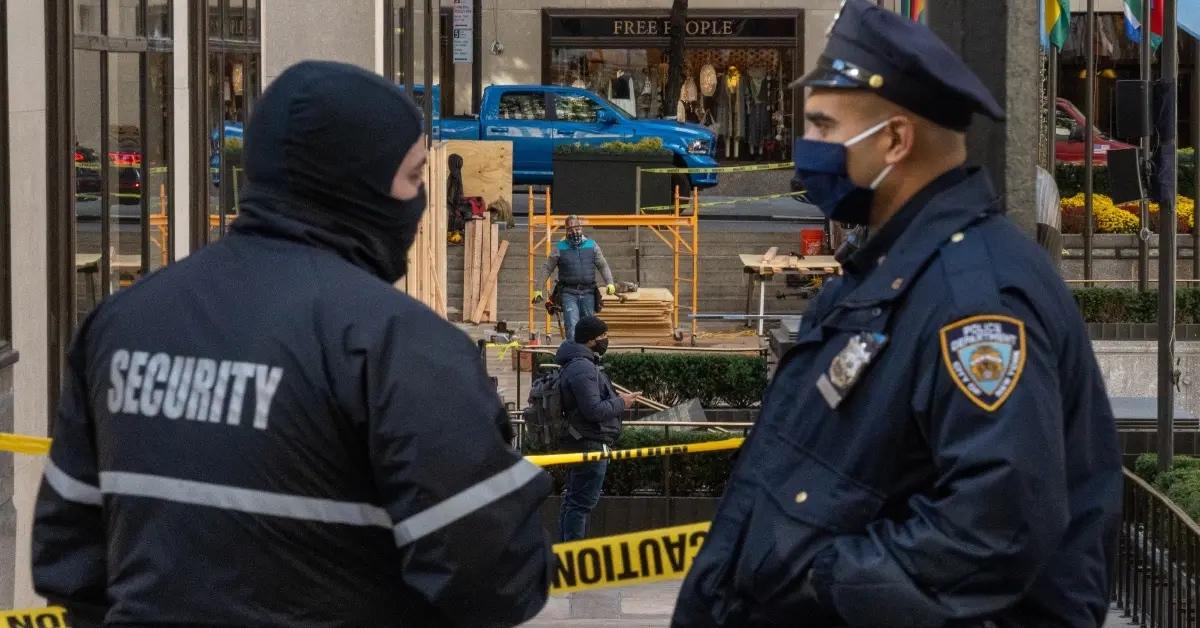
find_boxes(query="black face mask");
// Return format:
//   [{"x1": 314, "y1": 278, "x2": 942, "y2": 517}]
[
  {"x1": 593, "y1": 338, "x2": 609, "y2": 356},
  {"x1": 568, "y1": 230, "x2": 584, "y2": 245}
]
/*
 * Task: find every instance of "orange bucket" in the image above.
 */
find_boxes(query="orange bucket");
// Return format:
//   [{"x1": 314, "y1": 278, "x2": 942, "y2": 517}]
[{"x1": 800, "y1": 228, "x2": 824, "y2": 256}]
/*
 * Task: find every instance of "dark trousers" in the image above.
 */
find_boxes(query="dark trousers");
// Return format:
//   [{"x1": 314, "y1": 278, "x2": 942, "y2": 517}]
[{"x1": 559, "y1": 457, "x2": 609, "y2": 542}]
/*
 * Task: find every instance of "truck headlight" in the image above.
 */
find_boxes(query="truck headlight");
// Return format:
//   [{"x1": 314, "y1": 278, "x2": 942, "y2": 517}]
[{"x1": 688, "y1": 139, "x2": 712, "y2": 155}]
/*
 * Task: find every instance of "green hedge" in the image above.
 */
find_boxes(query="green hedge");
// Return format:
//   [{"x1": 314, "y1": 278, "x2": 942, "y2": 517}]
[
  {"x1": 1056, "y1": 149, "x2": 1196, "y2": 200},
  {"x1": 602, "y1": 353, "x2": 767, "y2": 408},
  {"x1": 535, "y1": 427, "x2": 736, "y2": 497},
  {"x1": 1072, "y1": 288, "x2": 1200, "y2": 324},
  {"x1": 1133, "y1": 453, "x2": 1200, "y2": 523},
  {"x1": 553, "y1": 137, "x2": 671, "y2": 157},
  {"x1": 531, "y1": 350, "x2": 767, "y2": 408}
]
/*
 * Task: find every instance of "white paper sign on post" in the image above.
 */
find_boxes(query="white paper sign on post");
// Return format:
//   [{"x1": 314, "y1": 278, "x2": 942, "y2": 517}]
[{"x1": 452, "y1": 0, "x2": 473, "y2": 64}]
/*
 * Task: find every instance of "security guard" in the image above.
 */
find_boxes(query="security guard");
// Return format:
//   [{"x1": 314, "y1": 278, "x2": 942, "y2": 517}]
[
  {"x1": 32, "y1": 61, "x2": 551, "y2": 627},
  {"x1": 673, "y1": 2, "x2": 1121, "y2": 627}
]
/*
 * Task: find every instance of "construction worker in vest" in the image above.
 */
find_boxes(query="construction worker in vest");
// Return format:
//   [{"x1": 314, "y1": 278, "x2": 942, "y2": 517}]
[{"x1": 533, "y1": 215, "x2": 616, "y2": 342}]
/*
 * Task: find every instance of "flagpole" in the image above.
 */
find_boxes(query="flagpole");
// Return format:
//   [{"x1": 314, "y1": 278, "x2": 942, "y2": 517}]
[
  {"x1": 1085, "y1": 0, "x2": 1095, "y2": 283},
  {"x1": 1139, "y1": 0, "x2": 1152, "y2": 292},
  {"x1": 1193, "y1": 35, "x2": 1199, "y2": 283},
  {"x1": 1047, "y1": 45, "x2": 1058, "y2": 172},
  {"x1": 1155, "y1": 0, "x2": 1179, "y2": 474}
]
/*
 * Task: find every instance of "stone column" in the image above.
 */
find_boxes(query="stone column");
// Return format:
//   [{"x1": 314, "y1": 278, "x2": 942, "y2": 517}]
[{"x1": 927, "y1": 1, "x2": 1039, "y2": 237}]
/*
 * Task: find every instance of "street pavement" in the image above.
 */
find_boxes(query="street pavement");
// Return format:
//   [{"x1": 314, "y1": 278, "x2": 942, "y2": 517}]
[{"x1": 520, "y1": 582, "x2": 1140, "y2": 627}]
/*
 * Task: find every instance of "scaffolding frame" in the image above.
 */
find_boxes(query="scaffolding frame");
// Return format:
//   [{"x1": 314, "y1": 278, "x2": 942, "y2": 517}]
[{"x1": 527, "y1": 185, "x2": 700, "y2": 341}]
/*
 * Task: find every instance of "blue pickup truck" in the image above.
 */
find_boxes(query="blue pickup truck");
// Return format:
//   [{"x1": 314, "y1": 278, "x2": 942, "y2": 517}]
[{"x1": 409, "y1": 84, "x2": 718, "y2": 188}]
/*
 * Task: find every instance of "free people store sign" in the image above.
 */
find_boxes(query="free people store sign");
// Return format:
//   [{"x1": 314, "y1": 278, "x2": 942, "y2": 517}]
[{"x1": 549, "y1": 15, "x2": 796, "y2": 41}]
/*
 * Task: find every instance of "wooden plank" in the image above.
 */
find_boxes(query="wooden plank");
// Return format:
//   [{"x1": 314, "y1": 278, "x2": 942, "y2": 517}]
[
  {"x1": 443, "y1": 140, "x2": 513, "y2": 212},
  {"x1": 471, "y1": 240, "x2": 510, "y2": 324},
  {"x1": 481, "y1": 213, "x2": 492, "y2": 320},
  {"x1": 489, "y1": 222, "x2": 499, "y2": 321},
  {"x1": 463, "y1": 220, "x2": 476, "y2": 317},
  {"x1": 474, "y1": 218, "x2": 485, "y2": 316}
]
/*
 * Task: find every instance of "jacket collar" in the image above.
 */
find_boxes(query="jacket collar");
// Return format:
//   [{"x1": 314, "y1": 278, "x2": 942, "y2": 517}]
[{"x1": 837, "y1": 167, "x2": 1001, "y2": 308}]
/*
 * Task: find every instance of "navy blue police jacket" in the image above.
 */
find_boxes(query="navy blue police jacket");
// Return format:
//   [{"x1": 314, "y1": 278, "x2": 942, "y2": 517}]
[
  {"x1": 672, "y1": 168, "x2": 1122, "y2": 627},
  {"x1": 31, "y1": 60, "x2": 552, "y2": 628}
]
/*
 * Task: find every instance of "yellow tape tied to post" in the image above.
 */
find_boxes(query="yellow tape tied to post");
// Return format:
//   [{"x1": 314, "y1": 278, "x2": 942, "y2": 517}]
[
  {"x1": 0, "y1": 432, "x2": 52, "y2": 456},
  {"x1": 0, "y1": 606, "x2": 69, "y2": 626},
  {"x1": 551, "y1": 521, "x2": 709, "y2": 594}
]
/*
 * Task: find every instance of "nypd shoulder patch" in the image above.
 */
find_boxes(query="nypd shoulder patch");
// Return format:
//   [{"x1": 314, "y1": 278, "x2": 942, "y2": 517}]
[{"x1": 938, "y1": 315, "x2": 1026, "y2": 412}]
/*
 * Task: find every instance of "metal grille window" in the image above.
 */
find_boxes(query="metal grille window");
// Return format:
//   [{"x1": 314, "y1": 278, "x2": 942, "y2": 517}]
[
  {"x1": 70, "y1": 0, "x2": 174, "y2": 326},
  {"x1": 203, "y1": 0, "x2": 261, "y2": 243}
]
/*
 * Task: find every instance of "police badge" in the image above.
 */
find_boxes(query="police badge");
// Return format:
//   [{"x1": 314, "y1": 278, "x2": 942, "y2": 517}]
[
  {"x1": 939, "y1": 315, "x2": 1026, "y2": 412},
  {"x1": 817, "y1": 332, "x2": 888, "y2": 409}
]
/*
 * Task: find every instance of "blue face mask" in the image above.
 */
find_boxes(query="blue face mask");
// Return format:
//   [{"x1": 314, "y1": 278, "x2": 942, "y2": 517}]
[{"x1": 792, "y1": 120, "x2": 895, "y2": 225}]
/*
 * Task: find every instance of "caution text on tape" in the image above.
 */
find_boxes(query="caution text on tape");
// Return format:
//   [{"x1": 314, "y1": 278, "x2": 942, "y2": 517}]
[
  {"x1": 0, "y1": 606, "x2": 69, "y2": 627},
  {"x1": 525, "y1": 437, "x2": 744, "y2": 467},
  {"x1": 551, "y1": 521, "x2": 709, "y2": 594}
]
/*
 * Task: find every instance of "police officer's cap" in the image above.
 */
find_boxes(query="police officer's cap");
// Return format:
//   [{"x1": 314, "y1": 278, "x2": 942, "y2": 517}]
[{"x1": 792, "y1": 0, "x2": 1006, "y2": 131}]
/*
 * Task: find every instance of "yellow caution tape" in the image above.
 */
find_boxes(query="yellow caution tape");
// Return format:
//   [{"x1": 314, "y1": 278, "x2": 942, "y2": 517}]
[
  {"x1": 639, "y1": 190, "x2": 808, "y2": 213},
  {"x1": 641, "y1": 162, "x2": 795, "y2": 175},
  {"x1": 485, "y1": 341, "x2": 523, "y2": 359},
  {"x1": 3, "y1": 433, "x2": 745, "y2": 464},
  {"x1": 551, "y1": 521, "x2": 709, "y2": 594},
  {"x1": 0, "y1": 432, "x2": 52, "y2": 455},
  {"x1": 0, "y1": 606, "x2": 69, "y2": 626},
  {"x1": 525, "y1": 437, "x2": 744, "y2": 468}
]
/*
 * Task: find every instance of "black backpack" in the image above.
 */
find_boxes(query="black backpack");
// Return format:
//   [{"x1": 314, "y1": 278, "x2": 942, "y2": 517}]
[{"x1": 523, "y1": 367, "x2": 568, "y2": 451}]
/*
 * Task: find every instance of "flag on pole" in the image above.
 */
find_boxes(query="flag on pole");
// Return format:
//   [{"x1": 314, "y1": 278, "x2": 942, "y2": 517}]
[
  {"x1": 899, "y1": 0, "x2": 926, "y2": 24},
  {"x1": 1181, "y1": 2, "x2": 1200, "y2": 39},
  {"x1": 1124, "y1": 0, "x2": 1164, "y2": 49},
  {"x1": 1045, "y1": 0, "x2": 1071, "y2": 50}
]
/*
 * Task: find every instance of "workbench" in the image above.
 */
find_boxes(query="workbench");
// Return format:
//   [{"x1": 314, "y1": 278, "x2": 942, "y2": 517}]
[{"x1": 739, "y1": 252, "x2": 841, "y2": 335}]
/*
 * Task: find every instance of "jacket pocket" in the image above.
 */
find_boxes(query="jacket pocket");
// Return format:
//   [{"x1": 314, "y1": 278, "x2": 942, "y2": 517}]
[{"x1": 733, "y1": 436, "x2": 885, "y2": 609}]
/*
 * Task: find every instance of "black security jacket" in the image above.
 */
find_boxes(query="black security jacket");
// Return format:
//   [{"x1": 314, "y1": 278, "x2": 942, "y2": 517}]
[{"x1": 31, "y1": 61, "x2": 552, "y2": 627}]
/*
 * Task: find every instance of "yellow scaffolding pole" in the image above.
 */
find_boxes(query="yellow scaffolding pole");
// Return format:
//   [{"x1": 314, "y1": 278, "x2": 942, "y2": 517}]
[{"x1": 527, "y1": 187, "x2": 701, "y2": 342}]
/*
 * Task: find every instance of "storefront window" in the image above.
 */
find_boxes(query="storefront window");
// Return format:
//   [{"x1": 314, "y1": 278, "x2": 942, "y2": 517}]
[
  {"x1": 204, "y1": 0, "x2": 260, "y2": 243},
  {"x1": 544, "y1": 10, "x2": 801, "y2": 162},
  {"x1": 69, "y1": 0, "x2": 174, "y2": 325}
]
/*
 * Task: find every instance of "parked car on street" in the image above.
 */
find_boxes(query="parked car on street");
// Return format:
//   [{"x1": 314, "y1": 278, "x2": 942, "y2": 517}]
[
  {"x1": 405, "y1": 84, "x2": 719, "y2": 188},
  {"x1": 1054, "y1": 97, "x2": 1136, "y2": 166}
]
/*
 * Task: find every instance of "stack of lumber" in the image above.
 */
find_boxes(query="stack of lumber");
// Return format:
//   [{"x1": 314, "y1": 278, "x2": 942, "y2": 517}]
[
  {"x1": 599, "y1": 288, "x2": 674, "y2": 339},
  {"x1": 397, "y1": 141, "x2": 448, "y2": 317},
  {"x1": 463, "y1": 212, "x2": 509, "y2": 323}
]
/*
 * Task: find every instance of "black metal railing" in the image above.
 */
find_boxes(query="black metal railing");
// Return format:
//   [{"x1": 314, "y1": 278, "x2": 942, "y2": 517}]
[{"x1": 1112, "y1": 468, "x2": 1200, "y2": 627}]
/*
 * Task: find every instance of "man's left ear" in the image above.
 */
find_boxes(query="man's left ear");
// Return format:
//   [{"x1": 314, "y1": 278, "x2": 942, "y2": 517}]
[{"x1": 885, "y1": 117, "x2": 915, "y2": 164}]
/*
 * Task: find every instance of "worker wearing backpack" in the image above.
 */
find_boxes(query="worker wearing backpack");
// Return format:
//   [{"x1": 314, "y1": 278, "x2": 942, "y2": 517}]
[{"x1": 555, "y1": 316, "x2": 640, "y2": 541}]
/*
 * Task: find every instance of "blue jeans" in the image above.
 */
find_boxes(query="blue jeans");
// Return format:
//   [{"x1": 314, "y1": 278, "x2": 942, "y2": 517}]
[
  {"x1": 559, "y1": 459, "x2": 609, "y2": 542},
  {"x1": 560, "y1": 289, "x2": 596, "y2": 343}
]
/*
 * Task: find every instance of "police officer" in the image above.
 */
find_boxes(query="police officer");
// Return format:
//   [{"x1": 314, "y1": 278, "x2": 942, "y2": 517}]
[
  {"x1": 673, "y1": 2, "x2": 1121, "y2": 626},
  {"x1": 32, "y1": 61, "x2": 551, "y2": 627},
  {"x1": 533, "y1": 215, "x2": 616, "y2": 342}
]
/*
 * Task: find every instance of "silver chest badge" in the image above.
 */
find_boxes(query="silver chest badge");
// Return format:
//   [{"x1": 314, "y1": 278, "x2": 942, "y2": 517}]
[{"x1": 817, "y1": 332, "x2": 889, "y2": 409}]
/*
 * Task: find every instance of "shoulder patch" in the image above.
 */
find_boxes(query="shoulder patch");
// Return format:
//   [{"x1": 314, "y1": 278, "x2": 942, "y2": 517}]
[{"x1": 938, "y1": 314, "x2": 1026, "y2": 412}]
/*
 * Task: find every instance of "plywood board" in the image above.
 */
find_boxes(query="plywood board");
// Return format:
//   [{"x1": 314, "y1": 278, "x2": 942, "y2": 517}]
[
  {"x1": 399, "y1": 141, "x2": 449, "y2": 318},
  {"x1": 444, "y1": 140, "x2": 513, "y2": 210}
]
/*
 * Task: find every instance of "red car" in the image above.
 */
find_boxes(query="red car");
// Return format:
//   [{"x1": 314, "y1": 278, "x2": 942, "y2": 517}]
[{"x1": 1054, "y1": 97, "x2": 1136, "y2": 166}]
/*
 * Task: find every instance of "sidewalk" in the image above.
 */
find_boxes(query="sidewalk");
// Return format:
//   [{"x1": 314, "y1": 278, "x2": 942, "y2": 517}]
[
  {"x1": 521, "y1": 582, "x2": 679, "y2": 628},
  {"x1": 519, "y1": 582, "x2": 1141, "y2": 628}
]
